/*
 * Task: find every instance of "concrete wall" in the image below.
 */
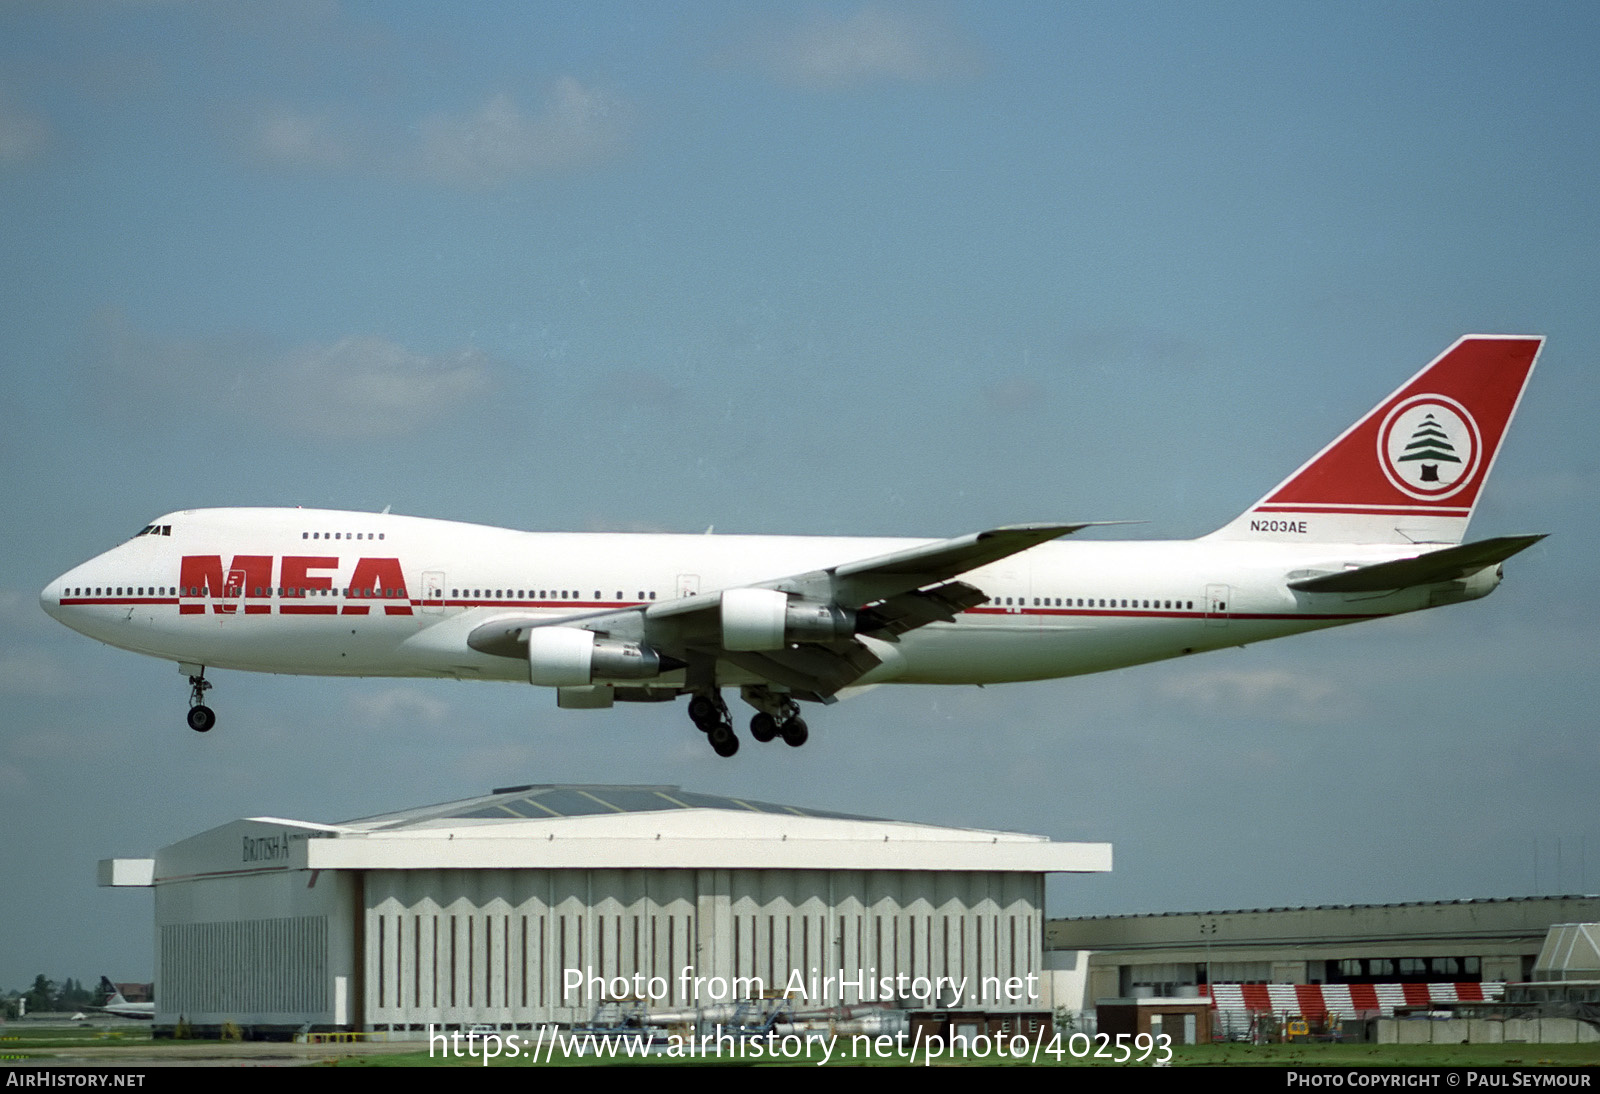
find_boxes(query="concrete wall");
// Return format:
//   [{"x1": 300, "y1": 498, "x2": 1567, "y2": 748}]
[{"x1": 1378, "y1": 1018, "x2": 1600, "y2": 1044}]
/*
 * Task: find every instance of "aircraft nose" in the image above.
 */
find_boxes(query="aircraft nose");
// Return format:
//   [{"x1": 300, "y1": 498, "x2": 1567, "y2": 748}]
[{"x1": 40, "y1": 576, "x2": 65, "y2": 622}]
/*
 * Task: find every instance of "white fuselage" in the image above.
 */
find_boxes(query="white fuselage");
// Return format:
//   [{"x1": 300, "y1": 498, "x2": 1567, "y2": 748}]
[{"x1": 40, "y1": 507, "x2": 1493, "y2": 691}]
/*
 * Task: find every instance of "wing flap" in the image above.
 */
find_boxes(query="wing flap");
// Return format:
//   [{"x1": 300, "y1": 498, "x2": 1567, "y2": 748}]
[
  {"x1": 715, "y1": 642, "x2": 883, "y2": 702},
  {"x1": 857, "y1": 580, "x2": 988, "y2": 638}
]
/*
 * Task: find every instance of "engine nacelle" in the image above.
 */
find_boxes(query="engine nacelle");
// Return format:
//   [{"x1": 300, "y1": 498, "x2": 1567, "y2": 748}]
[
  {"x1": 527, "y1": 627, "x2": 662, "y2": 686},
  {"x1": 721, "y1": 588, "x2": 855, "y2": 651}
]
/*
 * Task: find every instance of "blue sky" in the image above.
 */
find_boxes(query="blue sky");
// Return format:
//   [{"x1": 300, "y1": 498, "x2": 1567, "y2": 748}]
[{"x1": 2, "y1": 2, "x2": 1596, "y2": 990}]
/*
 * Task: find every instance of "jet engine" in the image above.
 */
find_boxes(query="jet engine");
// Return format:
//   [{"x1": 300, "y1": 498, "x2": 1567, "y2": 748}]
[
  {"x1": 526, "y1": 627, "x2": 663, "y2": 687},
  {"x1": 720, "y1": 588, "x2": 856, "y2": 651}
]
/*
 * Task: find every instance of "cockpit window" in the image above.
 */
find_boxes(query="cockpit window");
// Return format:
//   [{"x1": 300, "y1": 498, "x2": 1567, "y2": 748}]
[{"x1": 133, "y1": 524, "x2": 173, "y2": 538}]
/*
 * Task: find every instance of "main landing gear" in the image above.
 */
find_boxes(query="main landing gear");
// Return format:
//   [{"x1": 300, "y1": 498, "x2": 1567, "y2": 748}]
[
  {"x1": 686, "y1": 688, "x2": 811, "y2": 758},
  {"x1": 186, "y1": 668, "x2": 216, "y2": 733},
  {"x1": 749, "y1": 706, "x2": 808, "y2": 748},
  {"x1": 688, "y1": 691, "x2": 739, "y2": 757}
]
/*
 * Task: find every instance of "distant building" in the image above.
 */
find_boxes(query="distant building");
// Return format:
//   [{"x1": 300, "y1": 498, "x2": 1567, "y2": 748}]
[{"x1": 1048, "y1": 896, "x2": 1600, "y2": 1012}]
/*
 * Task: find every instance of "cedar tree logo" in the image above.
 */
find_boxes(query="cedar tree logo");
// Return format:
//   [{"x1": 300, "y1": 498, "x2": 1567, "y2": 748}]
[{"x1": 1377, "y1": 394, "x2": 1481, "y2": 501}]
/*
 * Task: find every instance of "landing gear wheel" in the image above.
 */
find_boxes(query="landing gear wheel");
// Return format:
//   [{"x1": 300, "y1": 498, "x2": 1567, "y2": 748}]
[
  {"x1": 688, "y1": 694, "x2": 719, "y2": 731},
  {"x1": 708, "y1": 722, "x2": 739, "y2": 757},
  {"x1": 781, "y1": 717, "x2": 809, "y2": 747},
  {"x1": 186, "y1": 669, "x2": 215, "y2": 733},
  {"x1": 750, "y1": 712, "x2": 779, "y2": 743}
]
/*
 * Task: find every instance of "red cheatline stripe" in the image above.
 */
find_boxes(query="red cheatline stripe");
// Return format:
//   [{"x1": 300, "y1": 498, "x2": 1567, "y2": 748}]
[
  {"x1": 59, "y1": 597, "x2": 178, "y2": 606},
  {"x1": 443, "y1": 600, "x2": 632, "y2": 609},
  {"x1": 969, "y1": 607, "x2": 1383, "y2": 621},
  {"x1": 62, "y1": 597, "x2": 1385, "y2": 622},
  {"x1": 65, "y1": 596, "x2": 653, "y2": 613}
]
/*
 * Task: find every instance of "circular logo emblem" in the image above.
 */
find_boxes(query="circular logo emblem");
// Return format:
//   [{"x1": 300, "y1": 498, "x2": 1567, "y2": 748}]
[{"x1": 1377, "y1": 394, "x2": 1481, "y2": 501}]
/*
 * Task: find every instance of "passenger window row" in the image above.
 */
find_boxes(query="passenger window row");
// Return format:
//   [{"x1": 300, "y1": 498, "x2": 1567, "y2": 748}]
[
  {"x1": 448, "y1": 589, "x2": 659, "y2": 602},
  {"x1": 67, "y1": 587, "x2": 173, "y2": 596}
]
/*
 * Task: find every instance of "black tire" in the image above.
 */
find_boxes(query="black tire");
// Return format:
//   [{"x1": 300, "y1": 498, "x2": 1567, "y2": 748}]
[
  {"x1": 781, "y1": 717, "x2": 808, "y2": 747},
  {"x1": 687, "y1": 694, "x2": 718, "y2": 730},
  {"x1": 708, "y1": 723, "x2": 739, "y2": 757},
  {"x1": 750, "y1": 712, "x2": 778, "y2": 743},
  {"x1": 187, "y1": 705, "x2": 216, "y2": 733}
]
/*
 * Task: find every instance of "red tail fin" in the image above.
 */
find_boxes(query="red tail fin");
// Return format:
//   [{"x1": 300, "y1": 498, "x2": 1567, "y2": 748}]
[{"x1": 1207, "y1": 335, "x2": 1543, "y2": 545}]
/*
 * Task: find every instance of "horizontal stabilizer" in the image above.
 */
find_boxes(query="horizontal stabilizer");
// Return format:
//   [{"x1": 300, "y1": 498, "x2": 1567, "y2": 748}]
[{"x1": 1288, "y1": 534, "x2": 1546, "y2": 593}]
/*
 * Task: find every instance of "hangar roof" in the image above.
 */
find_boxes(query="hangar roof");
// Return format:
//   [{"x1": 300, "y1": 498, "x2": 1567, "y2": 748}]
[
  {"x1": 1048, "y1": 895, "x2": 1600, "y2": 954},
  {"x1": 110, "y1": 784, "x2": 1112, "y2": 882},
  {"x1": 341, "y1": 783, "x2": 877, "y2": 830}
]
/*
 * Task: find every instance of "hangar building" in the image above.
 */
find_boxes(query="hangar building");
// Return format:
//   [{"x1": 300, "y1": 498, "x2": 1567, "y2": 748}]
[
  {"x1": 1048, "y1": 895, "x2": 1600, "y2": 1007},
  {"x1": 100, "y1": 783, "x2": 1111, "y2": 1035}
]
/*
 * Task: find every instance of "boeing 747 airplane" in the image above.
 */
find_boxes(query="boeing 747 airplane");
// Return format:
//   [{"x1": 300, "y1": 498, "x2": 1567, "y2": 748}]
[{"x1": 42, "y1": 335, "x2": 1544, "y2": 757}]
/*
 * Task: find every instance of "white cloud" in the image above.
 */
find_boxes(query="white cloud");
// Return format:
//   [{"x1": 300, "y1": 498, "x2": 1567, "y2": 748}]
[
  {"x1": 418, "y1": 83, "x2": 629, "y2": 186},
  {"x1": 1158, "y1": 667, "x2": 1348, "y2": 723},
  {"x1": 737, "y1": 6, "x2": 982, "y2": 90},
  {"x1": 243, "y1": 80, "x2": 630, "y2": 187},
  {"x1": 269, "y1": 336, "x2": 492, "y2": 440},
  {"x1": 248, "y1": 105, "x2": 355, "y2": 170},
  {"x1": 92, "y1": 312, "x2": 494, "y2": 442},
  {"x1": 0, "y1": 95, "x2": 50, "y2": 162},
  {"x1": 0, "y1": 590, "x2": 43, "y2": 628},
  {"x1": 346, "y1": 686, "x2": 453, "y2": 728},
  {"x1": 0, "y1": 650, "x2": 73, "y2": 698}
]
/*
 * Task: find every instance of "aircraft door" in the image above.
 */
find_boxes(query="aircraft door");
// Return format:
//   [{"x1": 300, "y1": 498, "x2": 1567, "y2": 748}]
[
  {"x1": 1204, "y1": 583, "x2": 1230, "y2": 627},
  {"x1": 420, "y1": 570, "x2": 446, "y2": 614},
  {"x1": 677, "y1": 574, "x2": 700, "y2": 599},
  {"x1": 221, "y1": 567, "x2": 246, "y2": 617}
]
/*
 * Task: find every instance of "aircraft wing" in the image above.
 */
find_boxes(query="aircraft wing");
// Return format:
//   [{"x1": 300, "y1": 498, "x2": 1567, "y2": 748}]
[
  {"x1": 467, "y1": 522, "x2": 1102, "y2": 699},
  {"x1": 827, "y1": 522, "x2": 1106, "y2": 602},
  {"x1": 1287, "y1": 534, "x2": 1546, "y2": 593}
]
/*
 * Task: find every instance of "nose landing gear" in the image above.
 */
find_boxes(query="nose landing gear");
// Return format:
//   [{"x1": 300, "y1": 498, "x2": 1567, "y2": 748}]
[{"x1": 186, "y1": 668, "x2": 215, "y2": 733}]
